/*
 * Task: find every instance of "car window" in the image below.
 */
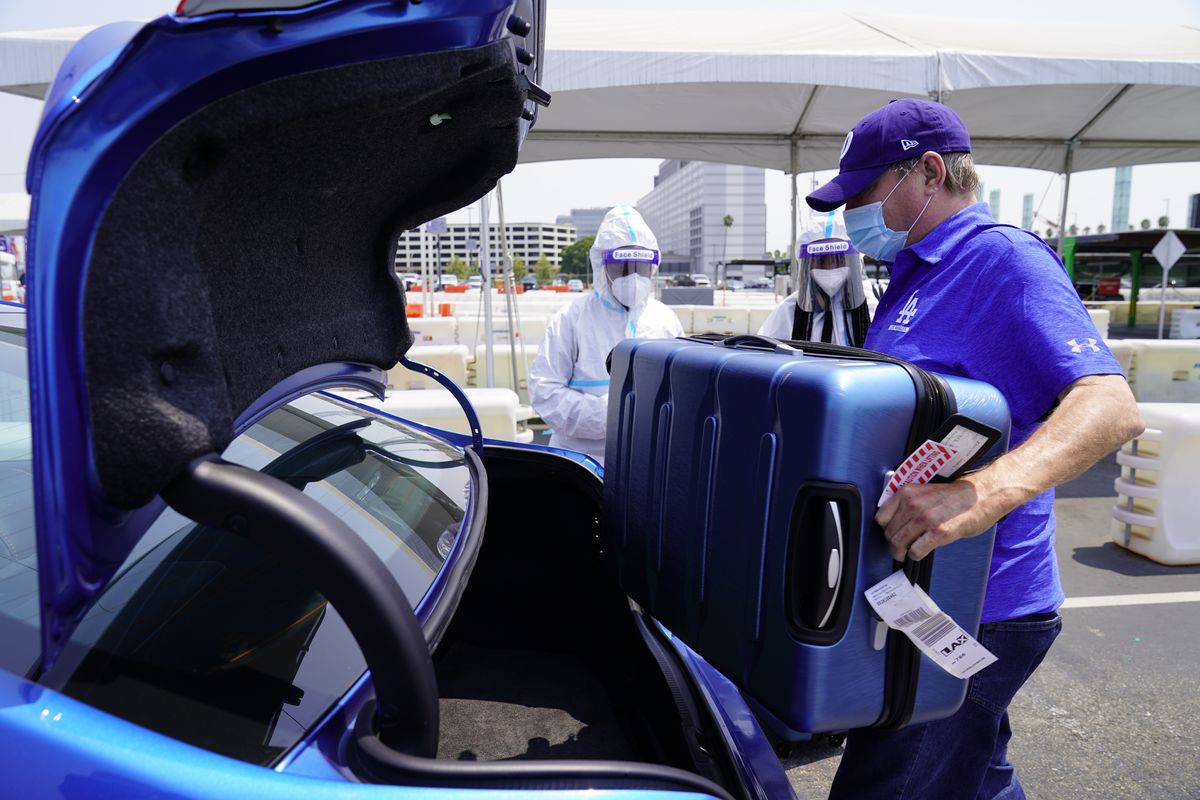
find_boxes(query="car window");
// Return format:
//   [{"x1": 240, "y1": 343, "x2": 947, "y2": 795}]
[
  {"x1": 0, "y1": 327, "x2": 37, "y2": 677},
  {"x1": 39, "y1": 392, "x2": 474, "y2": 766}
]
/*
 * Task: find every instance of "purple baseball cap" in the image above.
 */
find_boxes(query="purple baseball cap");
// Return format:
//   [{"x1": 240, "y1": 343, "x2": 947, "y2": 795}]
[{"x1": 807, "y1": 99, "x2": 972, "y2": 212}]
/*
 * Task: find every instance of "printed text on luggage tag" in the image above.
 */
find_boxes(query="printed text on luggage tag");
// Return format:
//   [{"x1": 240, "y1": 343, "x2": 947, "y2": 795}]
[
  {"x1": 877, "y1": 439, "x2": 957, "y2": 507},
  {"x1": 865, "y1": 570, "x2": 997, "y2": 680}
]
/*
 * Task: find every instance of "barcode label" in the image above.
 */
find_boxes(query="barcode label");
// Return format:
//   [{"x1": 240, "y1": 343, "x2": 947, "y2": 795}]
[
  {"x1": 893, "y1": 607, "x2": 934, "y2": 628},
  {"x1": 864, "y1": 570, "x2": 997, "y2": 680},
  {"x1": 910, "y1": 614, "x2": 956, "y2": 647}
]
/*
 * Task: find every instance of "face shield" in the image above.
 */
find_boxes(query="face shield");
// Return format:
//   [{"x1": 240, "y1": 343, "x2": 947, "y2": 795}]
[
  {"x1": 603, "y1": 246, "x2": 660, "y2": 282},
  {"x1": 799, "y1": 238, "x2": 856, "y2": 271},
  {"x1": 796, "y1": 210, "x2": 867, "y2": 310}
]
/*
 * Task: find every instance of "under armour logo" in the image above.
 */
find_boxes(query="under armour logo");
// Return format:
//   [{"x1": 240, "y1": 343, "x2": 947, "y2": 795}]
[
  {"x1": 1067, "y1": 337, "x2": 1100, "y2": 353},
  {"x1": 900, "y1": 139, "x2": 919, "y2": 151},
  {"x1": 896, "y1": 292, "x2": 919, "y2": 325}
]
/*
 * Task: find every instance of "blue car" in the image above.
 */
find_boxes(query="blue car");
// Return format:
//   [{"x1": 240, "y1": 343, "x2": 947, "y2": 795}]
[{"x1": 2, "y1": 2, "x2": 793, "y2": 797}]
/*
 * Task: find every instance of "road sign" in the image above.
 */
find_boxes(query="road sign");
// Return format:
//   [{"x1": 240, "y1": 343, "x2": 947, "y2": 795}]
[
  {"x1": 1152, "y1": 231, "x2": 1185, "y2": 271},
  {"x1": 1152, "y1": 231, "x2": 1187, "y2": 339}
]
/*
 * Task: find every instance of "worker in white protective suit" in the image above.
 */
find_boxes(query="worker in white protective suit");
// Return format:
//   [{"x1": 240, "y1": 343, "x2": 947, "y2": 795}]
[
  {"x1": 758, "y1": 210, "x2": 871, "y2": 346},
  {"x1": 529, "y1": 206, "x2": 684, "y2": 463}
]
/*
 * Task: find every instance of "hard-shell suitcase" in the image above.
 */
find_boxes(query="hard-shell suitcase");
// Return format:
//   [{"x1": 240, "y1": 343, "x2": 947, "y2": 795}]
[{"x1": 602, "y1": 334, "x2": 1011, "y2": 735}]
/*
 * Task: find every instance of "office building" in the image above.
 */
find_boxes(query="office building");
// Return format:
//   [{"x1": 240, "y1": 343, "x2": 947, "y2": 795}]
[
  {"x1": 555, "y1": 207, "x2": 609, "y2": 241},
  {"x1": 393, "y1": 219, "x2": 576, "y2": 273},
  {"x1": 1112, "y1": 166, "x2": 1132, "y2": 232},
  {"x1": 637, "y1": 160, "x2": 767, "y2": 280}
]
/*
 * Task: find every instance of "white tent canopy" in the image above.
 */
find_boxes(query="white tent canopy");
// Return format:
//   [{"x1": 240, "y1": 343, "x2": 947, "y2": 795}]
[
  {"x1": 530, "y1": 11, "x2": 1200, "y2": 175},
  {"x1": 2, "y1": 12, "x2": 1199, "y2": 248},
  {"x1": 0, "y1": 193, "x2": 30, "y2": 235},
  {"x1": 0, "y1": 25, "x2": 95, "y2": 99}
]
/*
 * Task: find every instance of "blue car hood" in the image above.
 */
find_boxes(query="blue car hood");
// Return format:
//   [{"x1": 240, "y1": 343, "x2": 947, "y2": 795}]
[{"x1": 25, "y1": 0, "x2": 545, "y2": 666}]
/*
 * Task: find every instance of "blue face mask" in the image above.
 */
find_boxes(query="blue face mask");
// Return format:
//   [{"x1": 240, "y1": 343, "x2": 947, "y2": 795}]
[{"x1": 843, "y1": 167, "x2": 934, "y2": 263}]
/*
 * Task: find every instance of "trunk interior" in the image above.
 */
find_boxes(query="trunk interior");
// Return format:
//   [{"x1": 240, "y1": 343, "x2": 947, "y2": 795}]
[{"x1": 431, "y1": 446, "x2": 732, "y2": 785}]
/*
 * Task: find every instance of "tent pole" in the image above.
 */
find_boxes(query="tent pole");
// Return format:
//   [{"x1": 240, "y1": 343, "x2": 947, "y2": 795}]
[
  {"x1": 1056, "y1": 142, "x2": 1076, "y2": 261},
  {"x1": 789, "y1": 139, "x2": 798, "y2": 299},
  {"x1": 495, "y1": 180, "x2": 522, "y2": 398},
  {"x1": 480, "y1": 192, "x2": 495, "y2": 387}
]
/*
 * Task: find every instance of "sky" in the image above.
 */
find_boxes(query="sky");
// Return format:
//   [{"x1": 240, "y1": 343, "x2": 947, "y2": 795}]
[{"x1": 2, "y1": 0, "x2": 1200, "y2": 253}]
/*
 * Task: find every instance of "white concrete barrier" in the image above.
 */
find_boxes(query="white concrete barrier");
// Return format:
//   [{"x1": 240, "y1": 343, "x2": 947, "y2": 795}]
[
  {"x1": 470, "y1": 343, "x2": 540, "y2": 404},
  {"x1": 1087, "y1": 308, "x2": 1110, "y2": 340},
  {"x1": 407, "y1": 317, "x2": 458, "y2": 346},
  {"x1": 1128, "y1": 340, "x2": 1200, "y2": 402},
  {"x1": 389, "y1": 345, "x2": 471, "y2": 390},
  {"x1": 1105, "y1": 339, "x2": 1134, "y2": 378},
  {"x1": 332, "y1": 387, "x2": 533, "y2": 443},
  {"x1": 1112, "y1": 403, "x2": 1200, "y2": 565},
  {"x1": 456, "y1": 314, "x2": 548, "y2": 348},
  {"x1": 1169, "y1": 308, "x2": 1200, "y2": 339},
  {"x1": 749, "y1": 307, "x2": 774, "y2": 335},
  {"x1": 692, "y1": 306, "x2": 750, "y2": 336},
  {"x1": 665, "y1": 305, "x2": 694, "y2": 334}
]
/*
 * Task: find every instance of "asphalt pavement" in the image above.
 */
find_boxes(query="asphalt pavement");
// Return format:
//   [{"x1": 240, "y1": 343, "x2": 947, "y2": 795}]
[{"x1": 781, "y1": 452, "x2": 1200, "y2": 799}]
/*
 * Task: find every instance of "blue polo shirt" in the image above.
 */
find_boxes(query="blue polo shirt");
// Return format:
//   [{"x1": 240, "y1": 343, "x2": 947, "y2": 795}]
[{"x1": 866, "y1": 203, "x2": 1124, "y2": 623}]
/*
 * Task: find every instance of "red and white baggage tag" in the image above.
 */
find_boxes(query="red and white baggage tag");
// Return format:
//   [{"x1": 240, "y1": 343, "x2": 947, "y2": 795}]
[{"x1": 878, "y1": 439, "x2": 958, "y2": 507}]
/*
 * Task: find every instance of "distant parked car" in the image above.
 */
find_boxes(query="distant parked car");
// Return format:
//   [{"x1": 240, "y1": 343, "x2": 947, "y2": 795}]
[
  {"x1": 691, "y1": 273, "x2": 712, "y2": 287},
  {"x1": 438, "y1": 275, "x2": 460, "y2": 291},
  {"x1": 567, "y1": 278, "x2": 584, "y2": 292},
  {"x1": 721, "y1": 278, "x2": 744, "y2": 291},
  {"x1": 520, "y1": 275, "x2": 539, "y2": 291},
  {"x1": 466, "y1": 275, "x2": 483, "y2": 290}
]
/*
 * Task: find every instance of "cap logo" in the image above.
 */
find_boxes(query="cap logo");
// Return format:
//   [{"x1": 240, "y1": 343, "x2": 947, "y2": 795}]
[
  {"x1": 900, "y1": 139, "x2": 919, "y2": 151},
  {"x1": 840, "y1": 130, "x2": 854, "y2": 160}
]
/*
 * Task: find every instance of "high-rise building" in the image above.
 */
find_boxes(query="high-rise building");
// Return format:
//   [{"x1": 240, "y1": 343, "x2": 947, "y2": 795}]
[
  {"x1": 555, "y1": 207, "x2": 610, "y2": 241},
  {"x1": 636, "y1": 160, "x2": 767, "y2": 280},
  {"x1": 1021, "y1": 193, "x2": 1034, "y2": 231},
  {"x1": 393, "y1": 220, "x2": 576, "y2": 273},
  {"x1": 1112, "y1": 166, "x2": 1132, "y2": 233},
  {"x1": 988, "y1": 189, "x2": 1001, "y2": 221}
]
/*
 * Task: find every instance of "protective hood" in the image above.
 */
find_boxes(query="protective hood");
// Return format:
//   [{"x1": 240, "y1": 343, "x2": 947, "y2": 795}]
[
  {"x1": 589, "y1": 205, "x2": 659, "y2": 315},
  {"x1": 25, "y1": 0, "x2": 547, "y2": 666},
  {"x1": 796, "y1": 210, "x2": 867, "y2": 313}
]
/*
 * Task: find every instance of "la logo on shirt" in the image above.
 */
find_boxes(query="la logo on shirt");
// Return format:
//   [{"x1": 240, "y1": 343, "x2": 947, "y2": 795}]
[{"x1": 889, "y1": 291, "x2": 919, "y2": 333}]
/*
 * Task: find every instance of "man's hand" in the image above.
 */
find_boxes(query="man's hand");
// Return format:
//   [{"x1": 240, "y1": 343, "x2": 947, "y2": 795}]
[
  {"x1": 877, "y1": 373, "x2": 1143, "y2": 562},
  {"x1": 876, "y1": 477, "x2": 999, "y2": 561}
]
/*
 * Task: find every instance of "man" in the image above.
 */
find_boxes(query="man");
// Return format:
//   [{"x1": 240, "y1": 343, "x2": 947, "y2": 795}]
[
  {"x1": 806, "y1": 98, "x2": 1144, "y2": 800},
  {"x1": 529, "y1": 205, "x2": 683, "y2": 463},
  {"x1": 758, "y1": 210, "x2": 871, "y2": 345}
]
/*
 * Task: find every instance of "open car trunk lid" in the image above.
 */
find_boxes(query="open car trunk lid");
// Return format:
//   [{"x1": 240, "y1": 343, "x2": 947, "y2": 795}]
[{"x1": 25, "y1": 0, "x2": 546, "y2": 667}]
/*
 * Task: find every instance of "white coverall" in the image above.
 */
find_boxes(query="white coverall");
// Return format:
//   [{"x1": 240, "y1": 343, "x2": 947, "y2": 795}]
[{"x1": 528, "y1": 206, "x2": 683, "y2": 463}]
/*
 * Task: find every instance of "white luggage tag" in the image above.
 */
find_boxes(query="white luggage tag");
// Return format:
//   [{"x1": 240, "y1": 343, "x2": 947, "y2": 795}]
[
  {"x1": 877, "y1": 415, "x2": 1003, "y2": 507},
  {"x1": 865, "y1": 570, "x2": 997, "y2": 680}
]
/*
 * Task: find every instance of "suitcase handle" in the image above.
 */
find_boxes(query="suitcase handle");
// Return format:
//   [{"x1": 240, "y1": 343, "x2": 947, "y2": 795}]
[{"x1": 720, "y1": 334, "x2": 800, "y2": 355}]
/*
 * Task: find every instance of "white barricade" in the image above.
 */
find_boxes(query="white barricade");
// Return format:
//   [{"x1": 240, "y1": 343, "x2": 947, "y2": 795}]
[
  {"x1": 332, "y1": 387, "x2": 533, "y2": 443},
  {"x1": 407, "y1": 317, "x2": 458, "y2": 346},
  {"x1": 749, "y1": 307, "x2": 774, "y2": 336},
  {"x1": 1087, "y1": 308, "x2": 1110, "y2": 340},
  {"x1": 1104, "y1": 340, "x2": 1134, "y2": 378},
  {"x1": 1112, "y1": 403, "x2": 1200, "y2": 565},
  {"x1": 389, "y1": 345, "x2": 471, "y2": 390},
  {"x1": 1170, "y1": 308, "x2": 1200, "y2": 339},
  {"x1": 456, "y1": 314, "x2": 548, "y2": 348},
  {"x1": 470, "y1": 343, "x2": 540, "y2": 404},
  {"x1": 665, "y1": 305, "x2": 693, "y2": 335},
  {"x1": 692, "y1": 306, "x2": 750, "y2": 336},
  {"x1": 1127, "y1": 340, "x2": 1200, "y2": 402}
]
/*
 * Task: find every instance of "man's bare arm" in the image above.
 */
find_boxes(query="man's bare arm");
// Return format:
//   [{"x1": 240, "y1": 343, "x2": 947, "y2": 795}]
[{"x1": 878, "y1": 373, "x2": 1144, "y2": 561}]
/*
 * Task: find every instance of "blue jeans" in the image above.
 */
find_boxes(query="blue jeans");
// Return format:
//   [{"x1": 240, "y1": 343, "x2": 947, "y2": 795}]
[{"x1": 828, "y1": 612, "x2": 1063, "y2": 800}]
